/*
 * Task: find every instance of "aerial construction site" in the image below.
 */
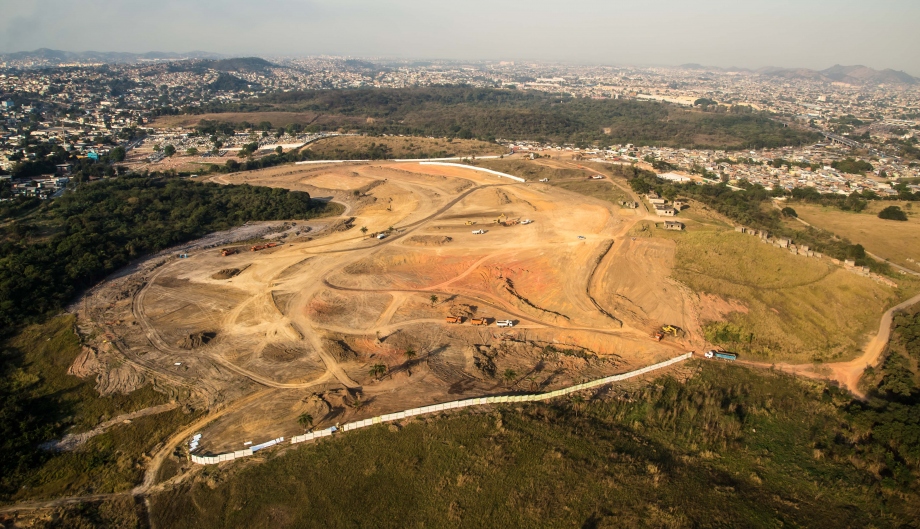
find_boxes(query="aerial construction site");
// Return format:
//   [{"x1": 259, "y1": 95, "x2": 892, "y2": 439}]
[{"x1": 75, "y1": 160, "x2": 698, "y2": 459}]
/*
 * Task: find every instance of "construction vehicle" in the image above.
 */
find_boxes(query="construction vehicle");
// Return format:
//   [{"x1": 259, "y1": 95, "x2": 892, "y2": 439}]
[
  {"x1": 494, "y1": 213, "x2": 507, "y2": 224},
  {"x1": 704, "y1": 350, "x2": 737, "y2": 361},
  {"x1": 503, "y1": 218, "x2": 520, "y2": 226},
  {"x1": 472, "y1": 229, "x2": 485, "y2": 234},
  {"x1": 521, "y1": 219, "x2": 533, "y2": 225},
  {"x1": 496, "y1": 320, "x2": 514, "y2": 328},
  {"x1": 660, "y1": 324, "x2": 685, "y2": 337},
  {"x1": 221, "y1": 248, "x2": 238, "y2": 257},
  {"x1": 592, "y1": 174, "x2": 605, "y2": 180},
  {"x1": 250, "y1": 242, "x2": 279, "y2": 252},
  {"x1": 470, "y1": 318, "x2": 489, "y2": 326},
  {"x1": 465, "y1": 220, "x2": 475, "y2": 225},
  {"x1": 654, "y1": 331, "x2": 664, "y2": 341},
  {"x1": 539, "y1": 178, "x2": 549, "y2": 182},
  {"x1": 445, "y1": 316, "x2": 463, "y2": 324}
]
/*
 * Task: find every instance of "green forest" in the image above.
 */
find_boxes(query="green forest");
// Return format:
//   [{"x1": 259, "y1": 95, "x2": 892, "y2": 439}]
[
  {"x1": 188, "y1": 87, "x2": 819, "y2": 149},
  {"x1": 0, "y1": 176, "x2": 331, "y2": 331}
]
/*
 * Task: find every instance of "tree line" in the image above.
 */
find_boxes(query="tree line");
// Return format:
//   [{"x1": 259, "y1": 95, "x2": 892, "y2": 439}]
[{"x1": 0, "y1": 176, "x2": 327, "y2": 332}]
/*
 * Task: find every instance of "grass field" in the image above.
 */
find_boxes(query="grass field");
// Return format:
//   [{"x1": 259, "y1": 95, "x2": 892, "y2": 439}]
[
  {"x1": 303, "y1": 135, "x2": 503, "y2": 159},
  {"x1": 474, "y1": 159, "x2": 585, "y2": 181},
  {"x1": 148, "y1": 363, "x2": 918, "y2": 528},
  {"x1": 645, "y1": 215, "x2": 919, "y2": 363},
  {"x1": 792, "y1": 201, "x2": 920, "y2": 272},
  {"x1": 548, "y1": 179, "x2": 631, "y2": 206}
]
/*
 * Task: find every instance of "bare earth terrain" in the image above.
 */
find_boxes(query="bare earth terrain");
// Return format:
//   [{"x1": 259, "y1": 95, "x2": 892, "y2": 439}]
[{"x1": 76, "y1": 160, "x2": 695, "y2": 460}]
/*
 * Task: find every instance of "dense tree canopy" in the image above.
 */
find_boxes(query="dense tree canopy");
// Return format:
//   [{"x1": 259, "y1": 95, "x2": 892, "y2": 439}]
[
  {"x1": 186, "y1": 87, "x2": 819, "y2": 150},
  {"x1": 0, "y1": 176, "x2": 325, "y2": 331}
]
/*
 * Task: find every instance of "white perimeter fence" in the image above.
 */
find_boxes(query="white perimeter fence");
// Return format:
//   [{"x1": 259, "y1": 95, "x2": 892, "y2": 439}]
[
  {"x1": 191, "y1": 352, "x2": 693, "y2": 465},
  {"x1": 418, "y1": 162, "x2": 526, "y2": 182},
  {"x1": 294, "y1": 156, "x2": 503, "y2": 165}
]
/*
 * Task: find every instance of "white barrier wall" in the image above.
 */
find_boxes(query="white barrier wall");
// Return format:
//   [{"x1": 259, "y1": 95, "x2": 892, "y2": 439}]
[
  {"x1": 192, "y1": 353, "x2": 693, "y2": 464},
  {"x1": 418, "y1": 162, "x2": 527, "y2": 183}
]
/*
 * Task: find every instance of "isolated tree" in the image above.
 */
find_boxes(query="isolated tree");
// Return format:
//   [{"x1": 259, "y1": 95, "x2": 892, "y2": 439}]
[
  {"x1": 360, "y1": 226, "x2": 368, "y2": 236},
  {"x1": 429, "y1": 294, "x2": 439, "y2": 306},
  {"x1": 297, "y1": 413, "x2": 314, "y2": 433},
  {"x1": 404, "y1": 347, "x2": 417, "y2": 375},
  {"x1": 275, "y1": 146, "x2": 283, "y2": 155},
  {"x1": 388, "y1": 226, "x2": 395, "y2": 233},
  {"x1": 370, "y1": 363, "x2": 387, "y2": 380},
  {"x1": 570, "y1": 394, "x2": 586, "y2": 417},
  {"x1": 163, "y1": 144, "x2": 176, "y2": 157},
  {"x1": 503, "y1": 368, "x2": 517, "y2": 387},
  {"x1": 153, "y1": 144, "x2": 161, "y2": 152},
  {"x1": 351, "y1": 396, "x2": 366, "y2": 411},
  {"x1": 781, "y1": 206, "x2": 797, "y2": 218},
  {"x1": 186, "y1": 147, "x2": 198, "y2": 156}
]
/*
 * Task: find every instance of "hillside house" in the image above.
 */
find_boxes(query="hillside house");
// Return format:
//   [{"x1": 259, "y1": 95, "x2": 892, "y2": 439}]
[{"x1": 664, "y1": 220, "x2": 685, "y2": 230}]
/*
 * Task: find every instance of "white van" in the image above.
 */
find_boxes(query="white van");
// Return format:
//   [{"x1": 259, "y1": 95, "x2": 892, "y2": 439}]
[{"x1": 496, "y1": 320, "x2": 514, "y2": 327}]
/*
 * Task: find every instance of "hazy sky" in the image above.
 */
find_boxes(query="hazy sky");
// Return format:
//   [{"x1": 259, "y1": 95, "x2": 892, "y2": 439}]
[{"x1": 2, "y1": 0, "x2": 919, "y2": 75}]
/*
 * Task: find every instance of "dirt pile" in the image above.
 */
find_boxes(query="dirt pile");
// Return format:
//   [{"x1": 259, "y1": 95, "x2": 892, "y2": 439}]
[
  {"x1": 212, "y1": 268, "x2": 242, "y2": 280},
  {"x1": 261, "y1": 344, "x2": 304, "y2": 363},
  {"x1": 325, "y1": 339, "x2": 360, "y2": 362},
  {"x1": 179, "y1": 331, "x2": 216, "y2": 349},
  {"x1": 405, "y1": 235, "x2": 453, "y2": 246}
]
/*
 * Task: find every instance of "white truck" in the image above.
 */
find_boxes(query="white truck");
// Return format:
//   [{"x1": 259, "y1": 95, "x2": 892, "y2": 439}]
[
  {"x1": 539, "y1": 178, "x2": 549, "y2": 182},
  {"x1": 521, "y1": 219, "x2": 533, "y2": 225},
  {"x1": 592, "y1": 175, "x2": 605, "y2": 179},
  {"x1": 377, "y1": 233, "x2": 387, "y2": 240},
  {"x1": 472, "y1": 229, "x2": 486, "y2": 234},
  {"x1": 496, "y1": 320, "x2": 514, "y2": 327}
]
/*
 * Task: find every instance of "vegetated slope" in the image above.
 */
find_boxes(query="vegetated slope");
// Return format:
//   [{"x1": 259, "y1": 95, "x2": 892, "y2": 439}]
[
  {"x1": 0, "y1": 317, "x2": 195, "y2": 501},
  {"x1": 186, "y1": 87, "x2": 818, "y2": 149},
  {"x1": 303, "y1": 135, "x2": 503, "y2": 160},
  {"x1": 652, "y1": 221, "x2": 901, "y2": 362},
  {"x1": 148, "y1": 362, "x2": 920, "y2": 528},
  {"x1": 0, "y1": 175, "x2": 334, "y2": 331}
]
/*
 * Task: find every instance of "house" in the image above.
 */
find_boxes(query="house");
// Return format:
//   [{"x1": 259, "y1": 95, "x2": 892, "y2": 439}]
[
  {"x1": 654, "y1": 204, "x2": 676, "y2": 216},
  {"x1": 649, "y1": 198, "x2": 667, "y2": 205},
  {"x1": 673, "y1": 200, "x2": 687, "y2": 210},
  {"x1": 664, "y1": 221, "x2": 685, "y2": 230}
]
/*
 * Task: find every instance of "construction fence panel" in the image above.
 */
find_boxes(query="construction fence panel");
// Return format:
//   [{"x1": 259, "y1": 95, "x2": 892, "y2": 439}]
[{"x1": 192, "y1": 353, "x2": 695, "y2": 464}]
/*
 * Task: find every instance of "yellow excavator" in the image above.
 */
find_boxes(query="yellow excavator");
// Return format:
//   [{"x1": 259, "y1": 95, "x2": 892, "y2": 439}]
[{"x1": 661, "y1": 325, "x2": 684, "y2": 337}]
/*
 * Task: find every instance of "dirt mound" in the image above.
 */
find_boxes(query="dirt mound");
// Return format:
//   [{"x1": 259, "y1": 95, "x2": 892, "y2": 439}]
[
  {"x1": 261, "y1": 344, "x2": 304, "y2": 363},
  {"x1": 212, "y1": 268, "x2": 242, "y2": 280},
  {"x1": 325, "y1": 339, "x2": 359, "y2": 362},
  {"x1": 404, "y1": 235, "x2": 453, "y2": 246},
  {"x1": 179, "y1": 331, "x2": 216, "y2": 349}
]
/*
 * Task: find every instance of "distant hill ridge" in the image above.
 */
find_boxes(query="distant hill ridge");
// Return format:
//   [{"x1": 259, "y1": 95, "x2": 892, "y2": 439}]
[
  {"x1": 680, "y1": 62, "x2": 917, "y2": 85},
  {"x1": 0, "y1": 48, "x2": 226, "y2": 64}
]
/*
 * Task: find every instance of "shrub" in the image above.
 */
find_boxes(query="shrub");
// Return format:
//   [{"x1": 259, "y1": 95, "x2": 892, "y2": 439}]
[{"x1": 878, "y1": 205, "x2": 908, "y2": 221}]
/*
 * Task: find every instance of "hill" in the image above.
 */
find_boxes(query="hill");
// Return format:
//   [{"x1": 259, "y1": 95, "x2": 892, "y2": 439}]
[
  {"x1": 0, "y1": 48, "x2": 224, "y2": 65},
  {"x1": 186, "y1": 87, "x2": 819, "y2": 149},
  {"x1": 205, "y1": 57, "x2": 276, "y2": 73},
  {"x1": 757, "y1": 64, "x2": 917, "y2": 85}
]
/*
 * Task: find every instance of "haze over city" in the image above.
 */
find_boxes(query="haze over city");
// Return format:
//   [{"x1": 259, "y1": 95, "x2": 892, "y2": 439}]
[{"x1": 2, "y1": 0, "x2": 920, "y2": 75}]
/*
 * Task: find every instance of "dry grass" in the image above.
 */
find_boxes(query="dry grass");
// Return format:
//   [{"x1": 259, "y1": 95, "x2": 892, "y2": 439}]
[
  {"x1": 654, "y1": 219, "x2": 910, "y2": 362},
  {"x1": 303, "y1": 135, "x2": 504, "y2": 159},
  {"x1": 793, "y1": 201, "x2": 920, "y2": 272},
  {"x1": 152, "y1": 112, "x2": 322, "y2": 129},
  {"x1": 474, "y1": 159, "x2": 584, "y2": 181}
]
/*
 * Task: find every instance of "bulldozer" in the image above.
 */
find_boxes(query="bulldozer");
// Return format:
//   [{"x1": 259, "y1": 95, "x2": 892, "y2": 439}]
[{"x1": 465, "y1": 220, "x2": 475, "y2": 225}]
